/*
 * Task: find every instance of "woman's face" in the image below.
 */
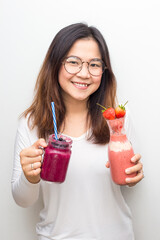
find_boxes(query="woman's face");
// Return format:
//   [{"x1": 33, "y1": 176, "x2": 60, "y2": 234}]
[{"x1": 58, "y1": 38, "x2": 102, "y2": 104}]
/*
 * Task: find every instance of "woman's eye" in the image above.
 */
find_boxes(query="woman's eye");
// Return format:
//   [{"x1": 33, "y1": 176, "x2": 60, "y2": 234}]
[
  {"x1": 68, "y1": 61, "x2": 79, "y2": 65},
  {"x1": 90, "y1": 63, "x2": 101, "y2": 68}
]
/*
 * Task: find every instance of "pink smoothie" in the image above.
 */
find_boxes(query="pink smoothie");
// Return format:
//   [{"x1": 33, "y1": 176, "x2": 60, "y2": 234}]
[
  {"x1": 40, "y1": 135, "x2": 72, "y2": 183},
  {"x1": 108, "y1": 134, "x2": 136, "y2": 185}
]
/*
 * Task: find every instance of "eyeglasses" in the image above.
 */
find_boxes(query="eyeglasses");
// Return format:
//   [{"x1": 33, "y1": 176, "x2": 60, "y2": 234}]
[{"x1": 63, "y1": 56, "x2": 107, "y2": 76}]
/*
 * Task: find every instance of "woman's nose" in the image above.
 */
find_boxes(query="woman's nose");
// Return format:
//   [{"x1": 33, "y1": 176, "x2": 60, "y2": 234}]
[{"x1": 76, "y1": 62, "x2": 90, "y2": 78}]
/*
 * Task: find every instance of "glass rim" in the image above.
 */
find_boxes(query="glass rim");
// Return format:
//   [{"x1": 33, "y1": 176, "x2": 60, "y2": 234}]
[{"x1": 63, "y1": 56, "x2": 107, "y2": 76}]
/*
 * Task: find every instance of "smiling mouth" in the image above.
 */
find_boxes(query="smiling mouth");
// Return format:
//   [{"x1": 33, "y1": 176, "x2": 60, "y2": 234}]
[{"x1": 72, "y1": 82, "x2": 90, "y2": 88}]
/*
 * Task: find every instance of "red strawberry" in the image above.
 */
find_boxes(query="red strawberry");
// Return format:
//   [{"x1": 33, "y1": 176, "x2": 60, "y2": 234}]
[
  {"x1": 97, "y1": 103, "x2": 115, "y2": 120},
  {"x1": 103, "y1": 108, "x2": 115, "y2": 120},
  {"x1": 115, "y1": 101, "x2": 128, "y2": 118}
]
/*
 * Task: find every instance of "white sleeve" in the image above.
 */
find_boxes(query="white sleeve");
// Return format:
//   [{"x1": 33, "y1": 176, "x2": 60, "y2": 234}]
[{"x1": 11, "y1": 117, "x2": 40, "y2": 208}]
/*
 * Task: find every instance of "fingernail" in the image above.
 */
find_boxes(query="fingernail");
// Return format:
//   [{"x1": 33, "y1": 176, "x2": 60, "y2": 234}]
[
  {"x1": 131, "y1": 156, "x2": 136, "y2": 162},
  {"x1": 40, "y1": 139, "x2": 47, "y2": 144},
  {"x1": 40, "y1": 138, "x2": 45, "y2": 141},
  {"x1": 126, "y1": 178, "x2": 131, "y2": 183},
  {"x1": 125, "y1": 169, "x2": 130, "y2": 174}
]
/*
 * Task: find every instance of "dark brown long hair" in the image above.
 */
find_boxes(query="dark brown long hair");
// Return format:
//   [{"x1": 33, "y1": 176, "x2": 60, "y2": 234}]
[{"x1": 23, "y1": 23, "x2": 117, "y2": 144}]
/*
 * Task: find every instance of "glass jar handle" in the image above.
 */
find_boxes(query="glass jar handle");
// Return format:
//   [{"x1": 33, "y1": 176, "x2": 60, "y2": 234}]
[{"x1": 39, "y1": 146, "x2": 45, "y2": 163}]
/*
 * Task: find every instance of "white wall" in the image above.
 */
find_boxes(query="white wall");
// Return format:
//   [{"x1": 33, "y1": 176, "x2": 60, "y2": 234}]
[{"x1": 1, "y1": 0, "x2": 160, "y2": 239}]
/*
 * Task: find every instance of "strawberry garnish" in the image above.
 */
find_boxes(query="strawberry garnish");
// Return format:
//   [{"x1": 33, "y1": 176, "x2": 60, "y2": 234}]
[
  {"x1": 103, "y1": 108, "x2": 116, "y2": 120},
  {"x1": 97, "y1": 103, "x2": 115, "y2": 120},
  {"x1": 115, "y1": 101, "x2": 128, "y2": 118}
]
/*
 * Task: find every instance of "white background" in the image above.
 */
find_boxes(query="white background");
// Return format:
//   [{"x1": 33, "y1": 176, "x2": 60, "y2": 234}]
[{"x1": 1, "y1": 0, "x2": 160, "y2": 239}]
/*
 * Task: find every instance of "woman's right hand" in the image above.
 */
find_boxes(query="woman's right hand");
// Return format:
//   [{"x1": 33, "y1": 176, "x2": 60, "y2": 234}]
[{"x1": 20, "y1": 138, "x2": 47, "y2": 184}]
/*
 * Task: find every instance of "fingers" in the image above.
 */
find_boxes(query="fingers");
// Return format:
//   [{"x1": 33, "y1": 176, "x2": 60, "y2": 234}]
[
  {"x1": 20, "y1": 138, "x2": 47, "y2": 159},
  {"x1": 20, "y1": 138, "x2": 47, "y2": 184},
  {"x1": 23, "y1": 157, "x2": 42, "y2": 172},
  {"x1": 126, "y1": 170, "x2": 144, "y2": 187},
  {"x1": 130, "y1": 153, "x2": 141, "y2": 163},
  {"x1": 125, "y1": 153, "x2": 144, "y2": 186},
  {"x1": 25, "y1": 166, "x2": 42, "y2": 181},
  {"x1": 125, "y1": 162, "x2": 143, "y2": 175},
  {"x1": 105, "y1": 161, "x2": 110, "y2": 168},
  {"x1": 27, "y1": 162, "x2": 42, "y2": 175},
  {"x1": 20, "y1": 148, "x2": 43, "y2": 158},
  {"x1": 32, "y1": 138, "x2": 47, "y2": 149},
  {"x1": 125, "y1": 153, "x2": 142, "y2": 175}
]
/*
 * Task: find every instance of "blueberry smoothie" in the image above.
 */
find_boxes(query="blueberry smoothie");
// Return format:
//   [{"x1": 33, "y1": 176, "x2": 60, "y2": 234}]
[{"x1": 40, "y1": 134, "x2": 72, "y2": 183}]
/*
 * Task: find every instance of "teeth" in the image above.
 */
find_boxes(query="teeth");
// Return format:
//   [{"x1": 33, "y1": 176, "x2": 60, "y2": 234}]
[{"x1": 73, "y1": 82, "x2": 88, "y2": 87}]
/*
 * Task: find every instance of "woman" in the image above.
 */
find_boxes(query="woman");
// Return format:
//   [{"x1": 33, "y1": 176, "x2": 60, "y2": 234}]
[{"x1": 12, "y1": 23, "x2": 143, "y2": 240}]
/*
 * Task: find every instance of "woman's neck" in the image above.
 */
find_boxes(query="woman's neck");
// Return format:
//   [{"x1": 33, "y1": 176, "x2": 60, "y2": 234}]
[
  {"x1": 66, "y1": 101, "x2": 88, "y2": 117},
  {"x1": 60, "y1": 98, "x2": 90, "y2": 137}
]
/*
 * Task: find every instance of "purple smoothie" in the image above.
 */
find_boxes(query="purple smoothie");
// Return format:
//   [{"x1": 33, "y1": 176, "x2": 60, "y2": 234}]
[{"x1": 40, "y1": 134, "x2": 72, "y2": 183}]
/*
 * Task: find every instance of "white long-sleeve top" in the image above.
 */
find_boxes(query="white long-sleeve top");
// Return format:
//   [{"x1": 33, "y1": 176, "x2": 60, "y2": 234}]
[{"x1": 12, "y1": 109, "x2": 137, "y2": 240}]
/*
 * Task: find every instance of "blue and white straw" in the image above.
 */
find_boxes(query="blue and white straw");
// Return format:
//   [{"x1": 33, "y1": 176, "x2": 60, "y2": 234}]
[{"x1": 51, "y1": 102, "x2": 58, "y2": 140}]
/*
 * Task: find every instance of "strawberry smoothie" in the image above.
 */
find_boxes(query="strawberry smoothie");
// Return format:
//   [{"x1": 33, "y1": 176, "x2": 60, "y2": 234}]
[
  {"x1": 107, "y1": 118, "x2": 136, "y2": 185},
  {"x1": 108, "y1": 134, "x2": 136, "y2": 185}
]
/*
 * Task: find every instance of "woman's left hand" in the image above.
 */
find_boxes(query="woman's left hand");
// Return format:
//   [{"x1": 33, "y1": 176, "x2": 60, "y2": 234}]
[
  {"x1": 125, "y1": 153, "x2": 144, "y2": 187},
  {"x1": 106, "y1": 153, "x2": 144, "y2": 187}
]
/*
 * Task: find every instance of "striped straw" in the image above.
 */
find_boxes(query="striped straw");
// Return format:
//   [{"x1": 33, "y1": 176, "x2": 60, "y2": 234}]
[{"x1": 51, "y1": 102, "x2": 58, "y2": 140}]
